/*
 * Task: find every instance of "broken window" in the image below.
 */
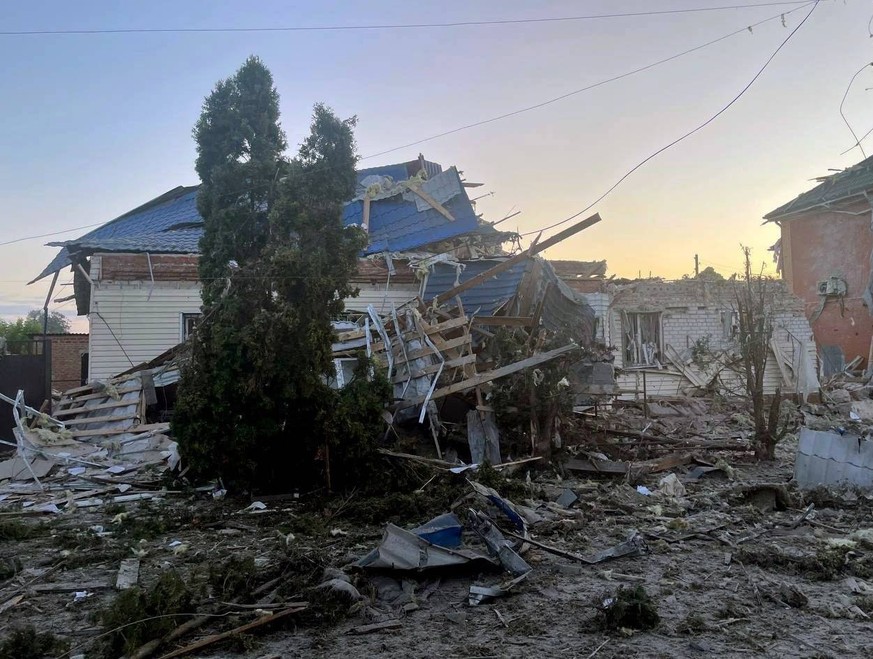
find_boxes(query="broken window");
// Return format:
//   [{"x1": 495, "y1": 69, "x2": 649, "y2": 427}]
[
  {"x1": 181, "y1": 313, "x2": 202, "y2": 341},
  {"x1": 721, "y1": 310, "x2": 739, "y2": 340},
  {"x1": 622, "y1": 312, "x2": 661, "y2": 367}
]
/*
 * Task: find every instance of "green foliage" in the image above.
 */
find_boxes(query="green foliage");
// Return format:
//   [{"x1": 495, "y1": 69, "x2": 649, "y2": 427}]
[
  {"x1": 487, "y1": 328, "x2": 579, "y2": 457},
  {"x1": 174, "y1": 57, "x2": 379, "y2": 492},
  {"x1": 26, "y1": 309, "x2": 70, "y2": 333},
  {"x1": 690, "y1": 334, "x2": 714, "y2": 370},
  {"x1": 209, "y1": 555, "x2": 257, "y2": 601},
  {"x1": 0, "y1": 520, "x2": 45, "y2": 541},
  {"x1": 98, "y1": 570, "x2": 194, "y2": 658},
  {"x1": 0, "y1": 310, "x2": 69, "y2": 354},
  {"x1": 323, "y1": 356, "x2": 392, "y2": 491},
  {"x1": 595, "y1": 585, "x2": 660, "y2": 631},
  {"x1": 0, "y1": 625, "x2": 68, "y2": 659}
]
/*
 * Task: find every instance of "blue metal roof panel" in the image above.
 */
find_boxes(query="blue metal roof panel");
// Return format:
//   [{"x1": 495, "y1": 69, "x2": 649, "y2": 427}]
[
  {"x1": 55, "y1": 228, "x2": 203, "y2": 254},
  {"x1": 31, "y1": 187, "x2": 201, "y2": 282},
  {"x1": 34, "y1": 162, "x2": 485, "y2": 281},
  {"x1": 422, "y1": 259, "x2": 529, "y2": 317},
  {"x1": 345, "y1": 187, "x2": 483, "y2": 254}
]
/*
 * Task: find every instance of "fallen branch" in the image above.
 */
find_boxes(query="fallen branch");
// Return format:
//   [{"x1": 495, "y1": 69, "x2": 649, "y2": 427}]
[
  {"x1": 348, "y1": 620, "x2": 403, "y2": 635},
  {"x1": 156, "y1": 605, "x2": 307, "y2": 659}
]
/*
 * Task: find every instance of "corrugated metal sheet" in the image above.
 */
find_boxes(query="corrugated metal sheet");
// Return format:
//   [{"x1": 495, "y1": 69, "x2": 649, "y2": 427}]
[
  {"x1": 422, "y1": 256, "x2": 595, "y2": 342},
  {"x1": 795, "y1": 428, "x2": 873, "y2": 489},
  {"x1": 423, "y1": 259, "x2": 528, "y2": 317},
  {"x1": 34, "y1": 186, "x2": 201, "y2": 282},
  {"x1": 344, "y1": 168, "x2": 487, "y2": 255}
]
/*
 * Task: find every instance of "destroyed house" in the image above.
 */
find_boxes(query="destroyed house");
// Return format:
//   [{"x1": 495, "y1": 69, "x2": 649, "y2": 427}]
[
  {"x1": 765, "y1": 154, "x2": 873, "y2": 373},
  {"x1": 32, "y1": 156, "x2": 595, "y2": 381},
  {"x1": 577, "y1": 278, "x2": 818, "y2": 399}
]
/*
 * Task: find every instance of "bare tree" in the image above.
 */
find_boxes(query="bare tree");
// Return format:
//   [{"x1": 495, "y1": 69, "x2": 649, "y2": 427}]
[{"x1": 735, "y1": 247, "x2": 789, "y2": 460}]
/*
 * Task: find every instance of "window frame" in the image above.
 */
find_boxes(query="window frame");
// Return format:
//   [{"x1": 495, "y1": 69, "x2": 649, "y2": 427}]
[
  {"x1": 180, "y1": 312, "x2": 202, "y2": 341},
  {"x1": 621, "y1": 311, "x2": 663, "y2": 368}
]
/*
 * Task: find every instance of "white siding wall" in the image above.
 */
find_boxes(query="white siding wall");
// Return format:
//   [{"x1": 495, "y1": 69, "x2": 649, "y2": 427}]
[
  {"x1": 343, "y1": 282, "x2": 421, "y2": 314},
  {"x1": 581, "y1": 291, "x2": 612, "y2": 345},
  {"x1": 87, "y1": 258, "x2": 421, "y2": 380},
  {"x1": 89, "y1": 281, "x2": 202, "y2": 380}
]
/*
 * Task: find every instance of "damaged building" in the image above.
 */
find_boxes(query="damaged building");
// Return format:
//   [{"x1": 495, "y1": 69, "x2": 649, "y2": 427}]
[
  {"x1": 564, "y1": 275, "x2": 818, "y2": 400},
  {"x1": 765, "y1": 154, "x2": 873, "y2": 374},
  {"x1": 24, "y1": 156, "x2": 602, "y2": 467},
  {"x1": 31, "y1": 156, "x2": 596, "y2": 382}
]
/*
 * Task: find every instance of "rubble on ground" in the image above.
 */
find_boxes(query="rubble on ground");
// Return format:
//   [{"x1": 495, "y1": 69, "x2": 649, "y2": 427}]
[{"x1": 2, "y1": 387, "x2": 873, "y2": 657}]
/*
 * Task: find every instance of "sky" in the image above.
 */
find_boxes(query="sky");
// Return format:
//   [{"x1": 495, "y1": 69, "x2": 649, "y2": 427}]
[{"x1": 0, "y1": 0, "x2": 871, "y2": 331}]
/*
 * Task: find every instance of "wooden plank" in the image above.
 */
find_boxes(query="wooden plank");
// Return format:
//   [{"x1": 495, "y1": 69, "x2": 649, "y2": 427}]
[
  {"x1": 471, "y1": 316, "x2": 533, "y2": 327},
  {"x1": 58, "y1": 385, "x2": 142, "y2": 405},
  {"x1": 565, "y1": 458, "x2": 628, "y2": 474},
  {"x1": 409, "y1": 186, "x2": 455, "y2": 221},
  {"x1": 663, "y1": 345, "x2": 708, "y2": 388},
  {"x1": 391, "y1": 354, "x2": 477, "y2": 383},
  {"x1": 431, "y1": 213, "x2": 602, "y2": 305},
  {"x1": 395, "y1": 344, "x2": 579, "y2": 409},
  {"x1": 70, "y1": 422, "x2": 168, "y2": 438},
  {"x1": 157, "y1": 606, "x2": 307, "y2": 659},
  {"x1": 63, "y1": 413, "x2": 139, "y2": 426},
  {"x1": 371, "y1": 316, "x2": 470, "y2": 354},
  {"x1": 377, "y1": 335, "x2": 470, "y2": 366},
  {"x1": 362, "y1": 195, "x2": 371, "y2": 232},
  {"x1": 55, "y1": 399, "x2": 141, "y2": 417},
  {"x1": 769, "y1": 338, "x2": 794, "y2": 387},
  {"x1": 59, "y1": 383, "x2": 99, "y2": 396}
]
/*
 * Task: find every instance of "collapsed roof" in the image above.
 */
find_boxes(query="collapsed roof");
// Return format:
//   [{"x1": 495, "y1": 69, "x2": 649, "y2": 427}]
[{"x1": 32, "y1": 156, "x2": 509, "y2": 283}]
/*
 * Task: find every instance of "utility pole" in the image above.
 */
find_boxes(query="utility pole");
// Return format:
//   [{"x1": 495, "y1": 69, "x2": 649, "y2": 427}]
[{"x1": 694, "y1": 254, "x2": 699, "y2": 277}]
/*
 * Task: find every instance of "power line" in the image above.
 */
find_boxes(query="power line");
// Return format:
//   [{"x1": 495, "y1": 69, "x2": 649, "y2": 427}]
[
  {"x1": 841, "y1": 122, "x2": 873, "y2": 156},
  {"x1": 0, "y1": 3, "x2": 813, "y2": 250},
  {"x1": 0, "y1": 222, "x2": 107, "y2": 247},
  {"x1": 0, "y1": 3, "x2": 810, "y2": 36},
  {"x1": 520, "y1": 0, "x2": 819, "y2": 238},
  {"x1": 839, "y1": 62, "x2": 873, "y2": 159},
  {"x1": 361, "y1": 4, "x2": 814, "y2": 161}
]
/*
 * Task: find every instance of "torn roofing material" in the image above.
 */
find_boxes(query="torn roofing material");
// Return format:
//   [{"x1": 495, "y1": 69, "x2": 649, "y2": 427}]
[
  {"x1": 424, "y1": 258, "x2": 529, "y2": 317},
  {"x1": 33, "y1": 160, "x2": 496, "y2": 283},
  {"x1": 764, "y1": 154, "x2": 873, "y2": 221},
  {"x1": 343, "y1": 167, "x2": 493, "y2": 254},
  {"x1": 549, "y1": 260, "x2": 608, "y2": 279},
  {"x1": 423, "y1": 256, "x2": 596, "y2": 336}
]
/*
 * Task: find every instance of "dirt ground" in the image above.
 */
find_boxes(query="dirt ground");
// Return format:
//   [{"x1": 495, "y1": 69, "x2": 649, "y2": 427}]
[{"x1": 3, "y1": 413, "x2": 873, "y2": 658}]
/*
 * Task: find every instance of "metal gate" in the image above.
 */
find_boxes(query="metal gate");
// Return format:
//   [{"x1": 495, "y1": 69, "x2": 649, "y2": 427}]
[{"x1": 0, "y1": 339, "x2": 51, "y2": 443}]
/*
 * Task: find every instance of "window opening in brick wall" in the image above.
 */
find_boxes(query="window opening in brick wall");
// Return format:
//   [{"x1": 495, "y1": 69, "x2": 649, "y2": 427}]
[
  {"x1": 622, "y1": 311, "x2": 661, "y2": 367},
  {"x1": 721, "y1": 310, "x2": 739, "y2": 340},
  {"x1": 181, "y1": 313, "x2": 202, "y2": 340}
]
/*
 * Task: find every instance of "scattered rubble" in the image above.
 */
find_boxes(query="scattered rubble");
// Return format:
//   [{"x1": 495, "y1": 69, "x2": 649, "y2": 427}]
[{"x1": 7, "y1": 244, "x2": 873, "y2": 655}]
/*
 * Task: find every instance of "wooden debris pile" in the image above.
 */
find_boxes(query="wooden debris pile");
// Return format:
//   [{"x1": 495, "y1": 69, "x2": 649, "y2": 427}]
[{"x1": 0, "y1": 363, "x2": 180, "y2": 508}]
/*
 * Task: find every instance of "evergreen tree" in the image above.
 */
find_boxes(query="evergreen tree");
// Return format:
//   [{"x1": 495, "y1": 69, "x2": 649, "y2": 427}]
[{"x1": 173, "y1": 58, "x2": 374, "y2": 491}]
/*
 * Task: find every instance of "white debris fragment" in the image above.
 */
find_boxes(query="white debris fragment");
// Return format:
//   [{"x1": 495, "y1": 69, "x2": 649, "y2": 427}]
[{"x1": 658, "y1": 473, "x2": 686, "y2": 498}]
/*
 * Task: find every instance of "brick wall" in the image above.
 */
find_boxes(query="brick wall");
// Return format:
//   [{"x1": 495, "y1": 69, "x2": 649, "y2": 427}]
[
  {"x1": 43, "y1": 334, "x2": 88, "y2": 392},
  {"x1": 781, "y1": 203, "x2": 873, "y2": 362},
  {"x1": 99, "y1": 254, "x2": 200, "y2": 282}
]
